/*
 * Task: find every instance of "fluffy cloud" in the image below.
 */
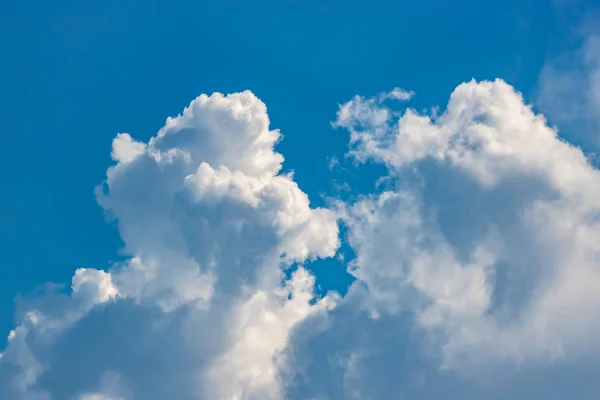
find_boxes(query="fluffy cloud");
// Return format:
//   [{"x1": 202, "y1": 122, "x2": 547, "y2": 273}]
[
  {"x1": 0, "y1": 91, "x2": 338, "y2": 399},
  {"x1": 278, "y1": 78, "x2": 600, "y2": 400},
  {"x1": 333, "y1": 78, "x2": 600, "y2": 368},
  {"x1": 3, "y1": 78, "x2": 600, "y2": 400}
]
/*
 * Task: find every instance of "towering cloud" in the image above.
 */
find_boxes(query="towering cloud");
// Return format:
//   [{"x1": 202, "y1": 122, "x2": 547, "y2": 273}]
[{"x1": 0, "y1": 91, "x2": 338, "y2": 400}]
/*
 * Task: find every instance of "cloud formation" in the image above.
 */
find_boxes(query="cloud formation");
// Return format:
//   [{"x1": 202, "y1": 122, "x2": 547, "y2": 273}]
[
  {"x1": 321, "y1": 78, "x2": 600, "y2": 396},
  {"x1": 0, "y1": 91, "x2": 338, "y2": 399},
  {"x1": 336, "y1": 78, "x2": 600, "y2": 359},
  {"x1": 2, "y1": 79, "x2": 600, "y2": 399}
]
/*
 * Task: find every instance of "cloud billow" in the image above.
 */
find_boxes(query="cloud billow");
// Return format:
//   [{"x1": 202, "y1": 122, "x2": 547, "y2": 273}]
[
  {"x1": 0, "y1": 91, "x2": 338, "y2": 400},
  {"x1": 2, "y1": 81, "x2": 600, "y2": 399}
]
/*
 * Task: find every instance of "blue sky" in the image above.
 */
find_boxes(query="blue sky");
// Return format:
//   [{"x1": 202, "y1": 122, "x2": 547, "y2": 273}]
[{"x1": 2, "y1": 1, "x2": 600, "y2": 399}]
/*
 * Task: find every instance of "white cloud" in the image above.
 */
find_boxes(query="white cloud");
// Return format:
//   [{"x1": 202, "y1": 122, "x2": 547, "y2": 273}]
[
  {"x1": 334, "y1": 79, "x2": 600, "y2": 369},
  {"x1": 380, "y1": 88, "x2": 415, "y2": 101},
  {"x1": 72, "y1": 269, "x2": 118, "y2": 304},
  {"x1": 0, "y1": 91, "x2": 338, "y2": 399},
  {"x1": 332, "y1": 88, "x2": 415, "y2": 166},
  {"x1": 110, "y1": 133, "x2": 146, "y2": 164},
  {"x1": 205, "y1": 267, "x2": 337, "y2": 400},
  {"x1": 3, "y1": 78, "x2": 600, "y2": 400}
]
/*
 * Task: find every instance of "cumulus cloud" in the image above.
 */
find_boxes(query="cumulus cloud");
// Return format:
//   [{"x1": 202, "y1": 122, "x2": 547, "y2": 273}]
[
  {"x1": 332, "y1": 78, "x2": 600, "y2": 368},
  {"x1": 0, "y1": 91, "x2": 338, "y2": 399},
  {"x1": 3, "y1": 78, "x2": 600, "y2": 400},
  {"x1": 271, "y1": 78, "x2": 600, "y2": 400}
]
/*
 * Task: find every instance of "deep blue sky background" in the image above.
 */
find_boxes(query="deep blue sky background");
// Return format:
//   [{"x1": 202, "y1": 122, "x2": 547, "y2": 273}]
[{"x1": 0, "y1": 0, "x2": 593, "y2": 344}]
